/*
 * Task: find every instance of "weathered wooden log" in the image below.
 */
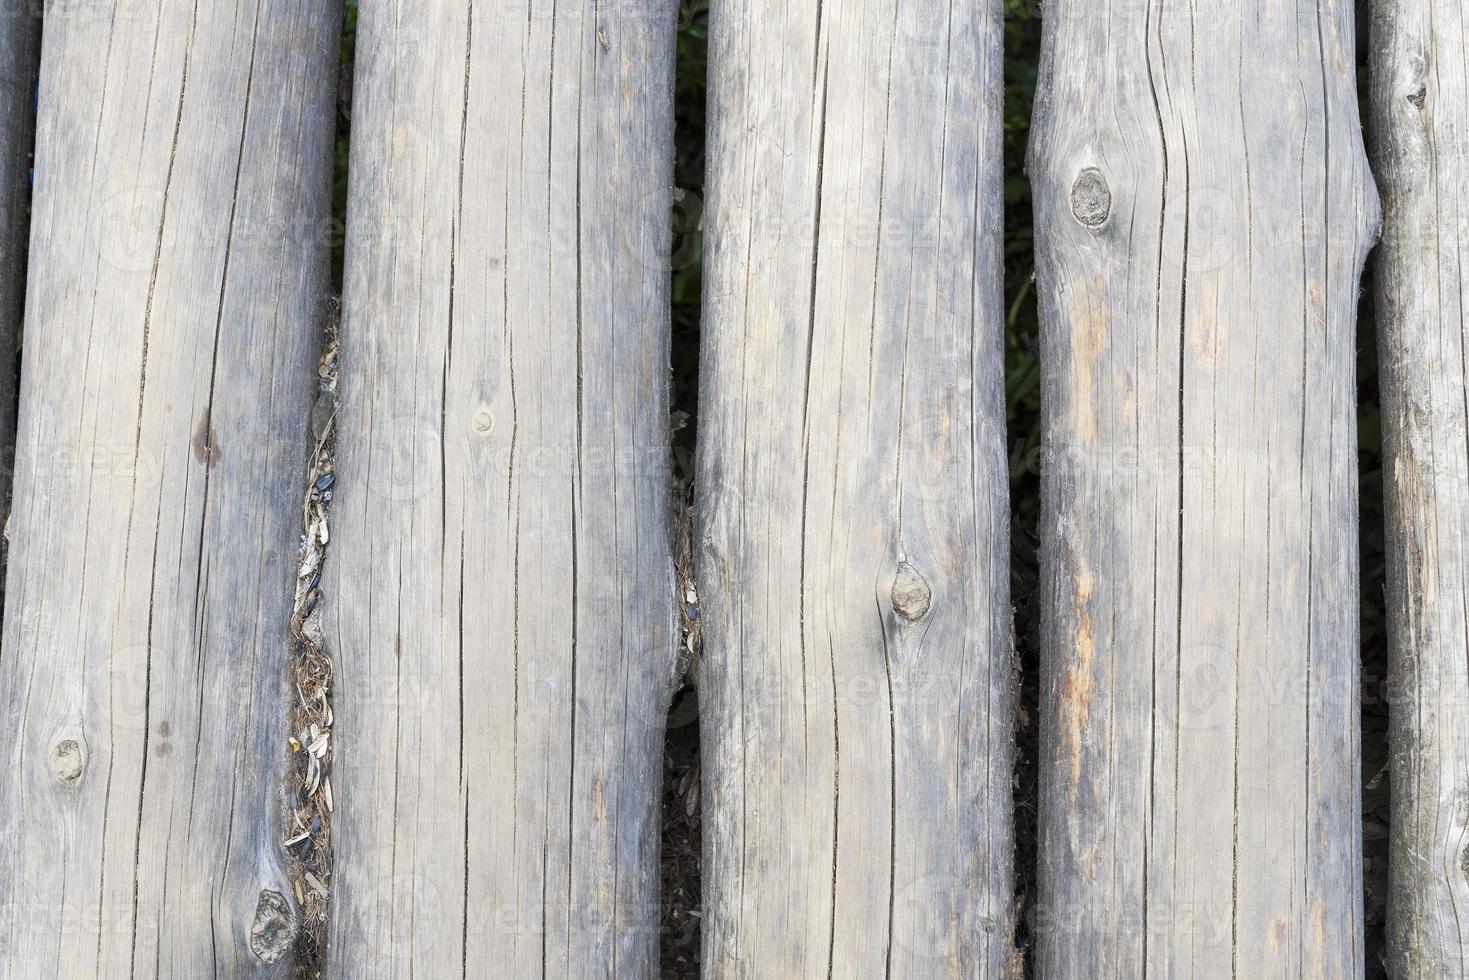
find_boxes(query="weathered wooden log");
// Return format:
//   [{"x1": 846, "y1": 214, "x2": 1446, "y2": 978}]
[
  {"x1": 324, "y1": 1, "x2": 677, "y2": 975},
  {"x1": 0, "y1": 1, "x2": 341, "y2": 975},
  {"x1": 1030, "y1": 1, "x2": 1378, "y2": 975},
  {"x1": 1369, "y1": 2, "x2": 1469, "y2": 974},
  {"x1": 0, "y1": 1, "x2": 38, "y2": 552},
  {"x1": 695, "y1": 0, "x2": 1018, "y2": 973}
]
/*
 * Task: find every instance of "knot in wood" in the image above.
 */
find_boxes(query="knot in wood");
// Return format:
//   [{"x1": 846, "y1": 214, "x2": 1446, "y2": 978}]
[
  {"x1": 472, "y1": 408, "x2": 495, "y2": 435},
  {"x1": 48, "y1": 737, "x2": 84, "y2": 784},
  {"x1": 249, "y1": 890, "x2": 297, "y2": 964},
  {"x1": 1070, "y1": 168, "x2": 1112, "y2": 228},
  {"x1": 891, "y1": 561, "x2": 932, "y2": 623}
]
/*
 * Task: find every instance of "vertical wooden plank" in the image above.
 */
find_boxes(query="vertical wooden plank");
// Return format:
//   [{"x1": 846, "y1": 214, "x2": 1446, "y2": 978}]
[
  {"x1": 1369, "y1": 1, "x2": 1469, "y2": 974},
  {"x1": 0, "y1": 1, "x2": 38, "y2": 547},
  {"x1": 1030, "y1": 2, "x2": 1377, "y2": 975},
  {"x1": 324, "y1": 1, "x2": 677, "y2": 975},
  {"x1": 695, "y1": 0, "x2": 1017, "y2": 974},
  {"x1": 0, "y1": 1, "x2": 341, "y2": 976}
]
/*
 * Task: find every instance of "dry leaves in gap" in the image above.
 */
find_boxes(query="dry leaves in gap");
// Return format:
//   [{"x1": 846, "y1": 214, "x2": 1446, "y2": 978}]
[{"x1": 286, "y1": 304, "x2": 339, "y2": 975}]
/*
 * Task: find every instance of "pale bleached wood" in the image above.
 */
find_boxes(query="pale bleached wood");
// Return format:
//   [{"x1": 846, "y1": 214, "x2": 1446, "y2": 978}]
[
  {"x1": 0, "y1": 1, "x2": 341, "y2": 975},
  {"x1": 323, "y1": 1, "x2": 678, "y2": 975},
  {"x1": 1369, "y1": 2, "x2": 1469, "y2": 975},
  {"x1": 0, "y1": 1, "x2": 38, "y2": 551},
  {"x1": 694, "y1": 0, "x2": 1018, "y2": 974},
  {"x1": 1030, "y1": 2, "x2": 1378, "y2": 976}
]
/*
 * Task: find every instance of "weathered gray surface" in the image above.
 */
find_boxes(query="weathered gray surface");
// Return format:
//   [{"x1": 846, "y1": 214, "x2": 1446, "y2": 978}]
[
  {"x1": 0, "y1": 1, "x2": 38, "y2": 551},
  {"x1": 1030, "y1": 1, "x2": 1377, "y2": 975},
  {"x1": 695, "y1": 0, "x2": 1018, "y2": 974},
  {"x1": 0, "y1": 1, "x2": 340, "y2": 976},
  {"x1": 1370, "y1": 2, "x2": 1469, "y2": 975},
  {"x1": 324, "y1": 1, "x2": 677, "y2": 975}
]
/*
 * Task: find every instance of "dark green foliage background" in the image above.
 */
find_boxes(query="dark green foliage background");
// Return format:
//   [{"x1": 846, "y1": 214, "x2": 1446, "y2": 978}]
[{"x1": 1002, "y1": 0, "x2": 1043, "y2": 525}]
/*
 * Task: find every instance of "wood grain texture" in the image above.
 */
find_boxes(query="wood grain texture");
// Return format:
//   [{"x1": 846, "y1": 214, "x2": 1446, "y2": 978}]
[
  {"x1": 694, "y1": 0, "x2": 1018, "y2": 974},
  {"x1": 0, "y1": 0, "x2": 340, "y2": 975},
  {"x1": 1030, "y1": 1, "x2": 1378, "y2": 976},
  {"x1": 1369, "y1": 2, "x2": 1469, "y2": 975},
  {"x1": 323, "y1": 1, "x2": 677, "y2": 975},
  {"x1": 0, "y1": 1, "x2": 38, "y2": 547}
]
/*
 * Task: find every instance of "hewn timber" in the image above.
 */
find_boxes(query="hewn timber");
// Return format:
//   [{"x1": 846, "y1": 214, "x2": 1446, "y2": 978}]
[
  {"x1": 1369, "y1": 2, "x2": 1469, "y2": 974},
  {"x1": 1030, "y1": 1, "x2": 1378, "y2": 975},
  {"x1": 0, "y1": 1, "x2": 38, "y2": 558},
  {"x1": 694, "y1": 0, "x2": 1018, "y2": 973},
  {"x1": 324, "y1": 1, "x2": 678, "y2": 975},
  {"x1": 0, "y1": 1, "x2": 341, "y2": 975}
]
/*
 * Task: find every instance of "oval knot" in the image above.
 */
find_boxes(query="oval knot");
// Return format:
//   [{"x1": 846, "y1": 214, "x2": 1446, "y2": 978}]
[
  {"x1": 891, "y1": 562, "x2": 933, "y2": 623},
  {"x1": 48, "y1": 735, "x2": 85, "y2": 784},
  {"x1": 250, "y1": 890, "x2": 297, "y2": 964},
  {"x1": 1070, "y1": 168, "x2": 1112, "y2": 228}
]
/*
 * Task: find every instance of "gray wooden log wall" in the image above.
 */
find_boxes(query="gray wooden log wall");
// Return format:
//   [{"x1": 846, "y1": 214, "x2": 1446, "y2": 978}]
[
  {"x1": 1, "y1": 0, "x2": 1469, "y2": 975},
  {"x1": 694, "y1": 0, "x2": 1017, "y2": 974},
  {"x1": 1370, "y1": 0, "x2": 1469, "y2": 975},
  {"x1": 323, "y1": 0, "x2": 677, "y2": 975},
  {"x1": 1030, "y1": 0, "x2": 1377, "y2": 975},
  {"x1": 0, "y1": 0, "x2": 340, "y2": 975}
]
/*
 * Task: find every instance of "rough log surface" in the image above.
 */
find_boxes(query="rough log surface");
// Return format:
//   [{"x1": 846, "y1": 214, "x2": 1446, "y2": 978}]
[
  {"x1": 1369, "y1": 1, "x2": 1469, "y2": 975},
  {"x1": 0, "y1": 1, "x2": 340, "y2": 975},
  {"x1": 324, "y1": 1, "x2": 678, "y2": 975},
  {"x1": 695, "y1": 0, "x2": 1018, "y2": 974},
  {"x1": 1030, "y1": 1, "x2": 1378, "y2": 975}
]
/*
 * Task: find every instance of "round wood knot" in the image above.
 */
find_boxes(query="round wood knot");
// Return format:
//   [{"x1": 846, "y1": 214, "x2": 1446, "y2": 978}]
[
  {"x1": 891, "y1": 561, "x2": 932, "y2": 623},
  {"x1": 48, "y1": 737, "x2": 84, "y2": 784},
  {"x1": 472, "y1": 408, "x2": 495, "y2": 435},
  {"x1": 249, "y1": 890, "x2": 297, "y2": 964},
  {"x1": 1070, "y1": 168, "x2": 1112, "y2": 228}
]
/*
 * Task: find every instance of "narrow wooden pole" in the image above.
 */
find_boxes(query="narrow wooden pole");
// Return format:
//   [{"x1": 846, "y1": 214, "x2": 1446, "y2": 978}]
[
  {"x1": 1369, "y1": 2, "x2": 1469, "y2": 974},
  {"x1": 0, "y1": 1, "x2": 340, "y2": 975},
  {"x1": 324, "y1": 1, "x2": 677, "y2": 975},
  {"x1": 1030, "y1": 1, "x2": 1377, "y2": 975},
  {"x1": 695, "y1": 0, "x2": 1018, "y2": 973}
]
